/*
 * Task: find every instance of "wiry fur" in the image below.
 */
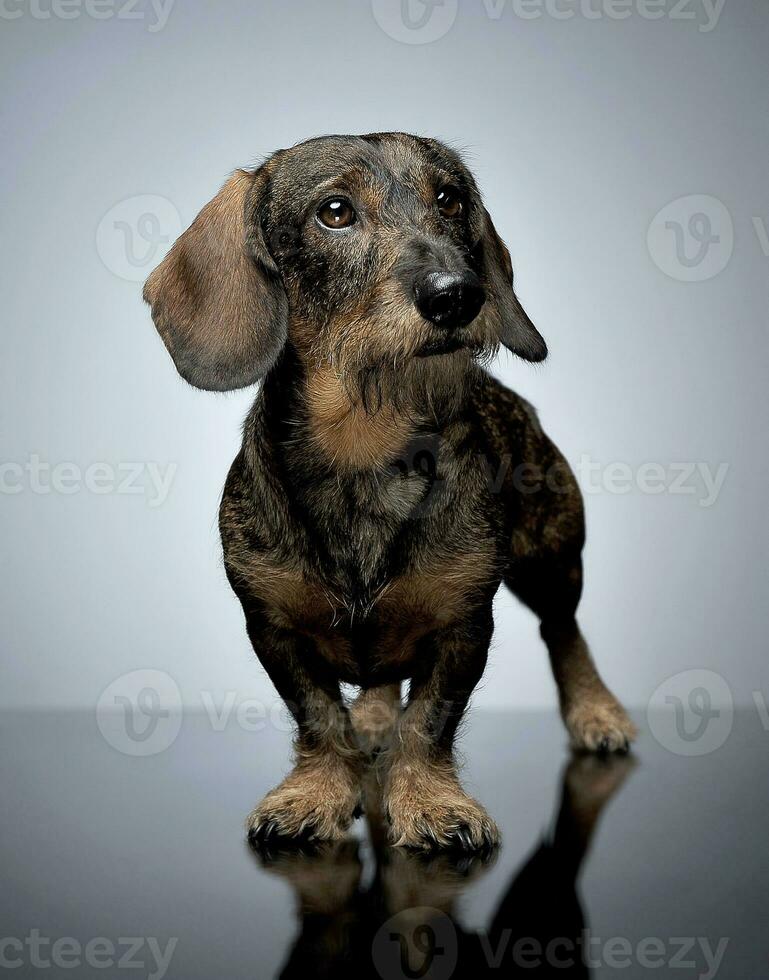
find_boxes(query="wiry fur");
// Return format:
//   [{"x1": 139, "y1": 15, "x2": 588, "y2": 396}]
[{"x1": 144, "y1": 132, "x2": 635, "y2": 852}]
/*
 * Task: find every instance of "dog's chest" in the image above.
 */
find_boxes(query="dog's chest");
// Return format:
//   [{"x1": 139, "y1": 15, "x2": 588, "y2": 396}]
[
  {"x1": 261, "y1": 476, "x2": 498, "y2": 682},
  {"x1": 304, "y1": 439, "x2": 453, "y2": 597},
  {"x1": 241, "y1": 426, "x2": 500, "y2": 680},
  {"x1": 260, "y1": 539, "x2": 497, "y2": 683}
]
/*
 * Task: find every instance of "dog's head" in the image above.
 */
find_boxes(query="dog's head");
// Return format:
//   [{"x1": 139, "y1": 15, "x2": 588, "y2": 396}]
[{"x1": 144, "y1": 133, "x2": 546, "y2": 394}]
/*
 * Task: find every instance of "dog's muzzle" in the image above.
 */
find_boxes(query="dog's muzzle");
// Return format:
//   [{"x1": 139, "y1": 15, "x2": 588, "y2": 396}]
[{"x1": 414, "y1": 271, "x2": 486, "y2": 331}]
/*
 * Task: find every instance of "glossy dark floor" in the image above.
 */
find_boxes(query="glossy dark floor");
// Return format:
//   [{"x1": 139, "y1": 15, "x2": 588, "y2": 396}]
[{"x1": 2, "y1": 708, "x2": 766, "y2": 978}]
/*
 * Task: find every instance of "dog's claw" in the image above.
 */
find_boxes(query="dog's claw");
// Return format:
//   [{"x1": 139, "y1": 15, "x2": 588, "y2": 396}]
[
  {"x1": 443, "y1": 824, "x2": 490, "y2": 853},
  {"x1": 592, "y1": 733, "x2": 632, "y2": 756},
  {"x1": 248, "y1": 822, "x2": 263, "y2": 842},
  {"x1": 248, "y1": 819, "x2": 283, "y2": 845},
  {"x1": 247, "y1": 819, "x2": 327, "y2": 861}
]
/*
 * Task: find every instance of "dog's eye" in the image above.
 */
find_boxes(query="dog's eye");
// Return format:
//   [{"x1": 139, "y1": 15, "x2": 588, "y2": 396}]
[
  {"x1": 437, "y1": 185, "x2": 463, "y2": 219},
  {"x1": 316, "y1": 198, "x2": 356, "y2": 229}
]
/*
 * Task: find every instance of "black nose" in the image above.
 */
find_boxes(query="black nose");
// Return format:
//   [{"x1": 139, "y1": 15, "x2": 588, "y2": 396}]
[{"x1": 414, "y1": 271, "x2": 486, "y2": 330}]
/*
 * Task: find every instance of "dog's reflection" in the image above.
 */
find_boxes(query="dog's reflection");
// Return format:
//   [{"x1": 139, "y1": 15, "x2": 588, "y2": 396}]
[{"x1": 251, "y1": 753, "x2": 636, "y2": 979}]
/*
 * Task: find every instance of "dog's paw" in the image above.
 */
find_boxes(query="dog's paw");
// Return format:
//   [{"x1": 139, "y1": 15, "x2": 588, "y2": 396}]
[
  {"x1": 252, "y1": 839, "x2": 363, "y2": 912},
  {"x1": 384, "y1": 762, "x2": 500, "y2": 853},
  {"x1": 246, "y1": 761, "x2": 361, "y2": 844},
  {"x1": 565, "y1": 697, "x2": 637, "y2": 754},
  {"x1": 381, "y1": 847, "x2": 496, "y2": 913},
  {"x1": 564, "y1": 751, "x2": 638, "y2": 808}
]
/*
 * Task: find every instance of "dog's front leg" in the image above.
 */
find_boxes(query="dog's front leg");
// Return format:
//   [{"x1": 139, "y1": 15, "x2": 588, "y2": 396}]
[
  {"x1": 244, "y1": 615, "x2": 363, "y2": 844},
  {"x1": 349, "y1": 683, "x2": 402, "y2": 756},
  {"x1": 382, "y1": 612, "x2": 500, "y2": 852}
]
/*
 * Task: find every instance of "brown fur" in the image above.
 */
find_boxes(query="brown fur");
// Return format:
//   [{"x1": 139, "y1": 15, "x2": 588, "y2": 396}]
[
  {"x1": 143, "y1": 170, "x2": 288, "y2": 391},
  {"x1": 543, "y1": 622, "x2": 638, "y2": 751},
  {"x1": 246, "y1": 743, "x2": 362, "y2": 841},
  {"x1": 383, "y1": 746, "x2": 499, "y2": 850},
  {"x1": 305, "y1": 363, "x2": 417, "y2": 469},
  {"x1": 378, "y1": 548, "x2": 498, "y2": 628}
]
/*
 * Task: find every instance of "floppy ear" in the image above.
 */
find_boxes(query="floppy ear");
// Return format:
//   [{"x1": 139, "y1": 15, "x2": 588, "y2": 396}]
[
  {"x1": 481, "y1": 208, "x2": 547, "y2": 363},
  {"x1": 143, "y1": 168, "x2": 288, "y2": 391}
]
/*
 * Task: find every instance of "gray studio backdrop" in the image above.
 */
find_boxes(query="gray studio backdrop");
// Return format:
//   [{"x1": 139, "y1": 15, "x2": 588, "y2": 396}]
[{"x1": 2, "y1": 0, "x2": 767, "y2": 716}]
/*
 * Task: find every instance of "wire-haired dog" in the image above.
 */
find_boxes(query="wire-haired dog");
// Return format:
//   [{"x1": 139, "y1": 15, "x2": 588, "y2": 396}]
[{"x1": 144, "y1": 133, "x2": 636, "y2": 852}]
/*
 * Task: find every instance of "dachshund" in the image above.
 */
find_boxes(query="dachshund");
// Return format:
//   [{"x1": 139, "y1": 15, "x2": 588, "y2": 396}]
[{"x1": 144, "y1": 132, "x2": 636, "y2": 852}]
